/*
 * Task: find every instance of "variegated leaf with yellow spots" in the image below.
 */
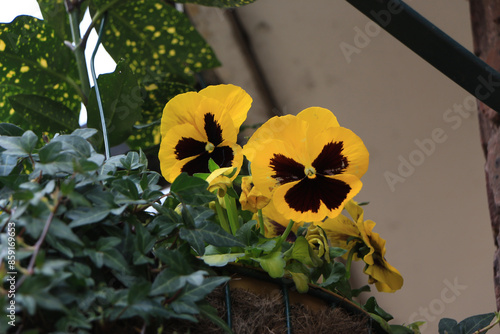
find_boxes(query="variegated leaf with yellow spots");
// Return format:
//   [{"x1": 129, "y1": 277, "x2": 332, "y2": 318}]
[
  {"x1": 0, "y1": 16, "x2": 82, "y2": 135},
  {"x1": 89, "y1": 0, "x2": 220, "y2": 83}
]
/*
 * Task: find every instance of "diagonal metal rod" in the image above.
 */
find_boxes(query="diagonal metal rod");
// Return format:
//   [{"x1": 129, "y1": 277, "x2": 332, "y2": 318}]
[{"x1": 345, "y1": 0, "x2": 500, "y2": 113}]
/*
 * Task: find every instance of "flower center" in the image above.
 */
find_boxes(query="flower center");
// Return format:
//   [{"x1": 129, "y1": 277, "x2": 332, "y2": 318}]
[
  {"x1": 304, "y1": 166, "x2": 316, "y2": 179},
  {"x1": 205, "y1": 142, "x2": 215, "y2": 153}
]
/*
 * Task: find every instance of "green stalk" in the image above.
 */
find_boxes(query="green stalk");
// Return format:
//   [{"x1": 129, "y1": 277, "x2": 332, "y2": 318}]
[
  {"x1": 280, "y1": 219, "x2": 294, "y2": 242},
  {"x1": 214, "y1": 200, "x2": 231, "y2": 234},
  {"x1": 224, "y1": 194, "x2": 240, "y2": 235},
  {"x1": 345, "y1": 246, "x2": 356, "y2": 280},
  {"x1": 67, "y1": 3, "x2": 91, "y2": 104},
  {"x1": 257, "y1": 209, "x2": 264, "y2": 236}
]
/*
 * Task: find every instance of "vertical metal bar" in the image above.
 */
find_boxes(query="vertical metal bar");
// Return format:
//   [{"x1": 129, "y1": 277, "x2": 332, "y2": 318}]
[
  {"x1": 90, "y1": 12, "x2": 111, "y2": 160},
  {"x1": 345, "y1": 0, "x2": 500, "y2": 113},
  {"x1": 282, "y1": 283, "x2": 292, "y2": 334},
  {"x1": 224, "y1": 283, "x2": 232, "y2": 330}
]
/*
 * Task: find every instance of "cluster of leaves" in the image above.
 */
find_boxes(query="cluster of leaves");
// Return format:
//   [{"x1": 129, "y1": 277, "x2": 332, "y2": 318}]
[
  {"x1": 0, "y1": 0, "x2": 257, "y2": 154},
  {"x1": 438, "y1": 312, "x2": 499, "y2": 334},
  {"x1": 0, "y1": 125, "x2": 235, "y2": 333},
  {"x1": 0, "y1": 125, "x2": 419, "y2": 333}
]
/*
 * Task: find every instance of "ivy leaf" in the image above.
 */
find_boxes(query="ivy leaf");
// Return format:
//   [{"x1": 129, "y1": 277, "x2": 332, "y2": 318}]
[
  {"x1": 176, "y1": 0, "x2": 257, "y2": 7},
  {"x1": 363, "y1": 297, "x2": 393, "y2": 322},
  {"x1": 87, "y1": 61, "x2": 143, "y2": 147},
  {"x1": 439, "y1": 313, "x2": 496, "y2": 334},
  {"x1": 171, "y1": 173, "x2": 216, "y2": 205},
  {"x1": 8, "y1": 94, "x2": 79, "y2": 135},
  {"x1": 0, "y1": 123, "x2": 24, "y2": 136},
  {"x1": 0, "y1": 16, "x2": 81, "y2": 132},
  {"x1": 438, "y1": 318, "x2": 458, "y2": 334}
]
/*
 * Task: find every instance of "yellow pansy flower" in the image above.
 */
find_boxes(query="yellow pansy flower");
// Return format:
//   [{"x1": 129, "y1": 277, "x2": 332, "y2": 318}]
[
  {"x1": 158, "y1": 84, "x2": 252, "y2": 183},
  {"x1": 324, "y1": 200, "x2": 403, "y2": 292},
  {"x1": 243, "y1": 107, "x2": 369, "y2": 222},
  {"x1": 358, "y1": 218, "x2": 403, "y2": 293},
  {"x1": 239, "y1": 176, "x2": 271, "y2": 213}
]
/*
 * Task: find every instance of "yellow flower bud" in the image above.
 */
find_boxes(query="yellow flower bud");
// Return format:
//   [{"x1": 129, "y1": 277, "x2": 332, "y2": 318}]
[{"x1": 239, "y1": 176, "x2": 271, "y2": 213}]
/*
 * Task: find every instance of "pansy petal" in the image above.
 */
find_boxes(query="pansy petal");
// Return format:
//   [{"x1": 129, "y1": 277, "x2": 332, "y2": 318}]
[
  {"x1": 345, "y1": 200, "x2": 365, "y2": 223},
  {"x1": 193, "y1": 97, "x2": 238, "y2": 145},
  {"x1": 243, "y1": 115, "x2": 308, "y2": 162},
  {"x1": 310, "y1": 127, "x2": 369, "y2": 179},
  {"x1": 199, "y1": 84, "x2": 252, "y2": 129},
  {"x1": 160, "y1": 92, "x2": 202, "y2": 138},
  {"x1": 159, "y1": 123, "x2": 205, "y2": 182},
  {"x1": 297, "y1": 106, "x2": 340, "y2": 136},
  {"x1": 247, "y1": 140, "x2": 298, "y2": 197},
  {"x1": 364, "y1": 257, "x2": 404, "y2": 292}
]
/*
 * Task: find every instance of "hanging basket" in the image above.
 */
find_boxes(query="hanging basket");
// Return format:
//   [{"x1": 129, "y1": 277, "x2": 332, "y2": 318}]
[{"x1": 166, "y1": 264, "x2": 385, "y2": 334}]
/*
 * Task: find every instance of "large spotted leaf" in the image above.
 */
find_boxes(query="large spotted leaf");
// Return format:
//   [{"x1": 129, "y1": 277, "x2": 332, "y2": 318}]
[
  {"x1": 127, "y1": 81, "x2": 193, "y2": 151},
  {"x1": 7, "y1": 94, "x2": 79, "y2": 135},
  {"x1": 89, "y1": 0, "x2": 220, "y2": 84},
  {"x1": 87, "y1": 61, "x2": 143, "y2": 148},
  {"x1": 0, "y1": 16, "x2": 82, "y2": 132},
  {"x1": 36, "y1": 0, "x2": 88, "y2": 41},
  {"x1": 177, "y1": 0, "x2": 258, "y2": 7}
]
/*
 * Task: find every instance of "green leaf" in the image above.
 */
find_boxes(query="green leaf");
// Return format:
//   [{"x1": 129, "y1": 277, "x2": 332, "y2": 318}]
[
  {"x1": 178, "y1": 276, "x2": 229, "y2": 303},
  {"x1": 8, "y1": 94, "x2": 79, "y2": 134},
  {"x1": 0, "y1": 153, "x2": 19, "y2": 176},
  {"x1": 38, "y1": 141, "x2": 63, "y2": 163},
  {"x1": 438, "y1": 318, "x2": 458, "y2": 334},
  {"x1": 329, "y1": 247, "x2": 348, "y2": 258},
  {"x1": 202, "y1": 245, "x2": 245, "y2": 267},
  {"x1": 176, "y1": 0, "x2": 257, "y2": 8},
  {"x1": 48, "y1": 218, "x2": 83, "y2": 245},
  {"x1": 0, "y1": 16, "x2": 81, "y2": 132},
  {"x1": 90, "y1": 0, "x2": 219, "y2": 83},
  {"x1": 253, "y1": 251, "x2": 285, "y2": 278},
  {"x1": 438, "y1": 313, "x2": 497, "y2": 334},
  {"x1": 128, "y1": 81, "x2": 193, "y2": 150},
  {"x1": 198, "y1": 302, "x2": 233, "y2": 334},
  {"x1": 67, "y1": 207, "x2": 111, "y2": 228},
  {"x1": 0, "y1": 130, "x2": 37, "y2": 156},
  {"x1": 286, "y1": 262, "x2": 310, "y2": 293},
  {"x1": 179, "y1": 227, "x2": 206, "y2": 255},
  {"x1": 196, "y1": 222, "x2": 245, "y2": 248},
  {"x1": 364, "y1": 297, "x2": 393, "y2": 322},
  {"x1": 320, "y1": 262, "x2": 346, "y2": 287},
  {"x1": 128, "y1": 281, "x2": 151, "y2": 304},
  {"x1": 0, "y1": 123, "x2": 24, "y2": 136},
  {"x1": 87, "y1": 61, "x2": 143, "y2": 147},
  {"x1": 171, "y1": 173, "x2": 216, "y2": 205},
  {"x1": 101, "y1": 248, "x2": 130, "y2": 273},
  {"x1": 36, "y1": 0, "x2": 88, "y2": 41},
  {"x1": 287, "y1": 236, "x2": 322, "y2": 267},
  {"x1": 150, "y1": 269, "x2": 208, "y2": 296}
]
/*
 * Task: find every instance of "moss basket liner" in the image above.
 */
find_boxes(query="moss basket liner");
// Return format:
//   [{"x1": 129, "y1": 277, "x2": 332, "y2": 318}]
[{"x1": 166, "y1": 265, "x2": 386, "y2": 333}]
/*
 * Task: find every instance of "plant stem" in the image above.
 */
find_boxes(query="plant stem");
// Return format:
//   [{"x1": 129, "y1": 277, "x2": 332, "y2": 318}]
[
  {"x1": 16, "y1": 191, "x2": 62, "y2": 289},
  {"x1": 345, "y1": 246, "x2": 356, "y2": 281},
  {"x1": 257, "y1": 209, "x2": 264, "y2": 236},
  {"x1": 66, "y1": 0, "x2": 91, "y2": 104},
  {"x1": 224, "y1": 194, "x2": 240, "y2": 235},
  {"x1": 214, "y1": 200, "x2": 231, "y2": 234},
  {"x1": 280, "y1": 219, "x2": 294, "y2": 242},
  {"x1": 473, "y1": 313, "x2": 500, "y2": 334}
]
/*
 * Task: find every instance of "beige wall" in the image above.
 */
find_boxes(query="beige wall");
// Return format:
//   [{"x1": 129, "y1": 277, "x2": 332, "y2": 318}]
[{"x1": 189, "y1": 1, "x2": 498, "y2": 332}]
